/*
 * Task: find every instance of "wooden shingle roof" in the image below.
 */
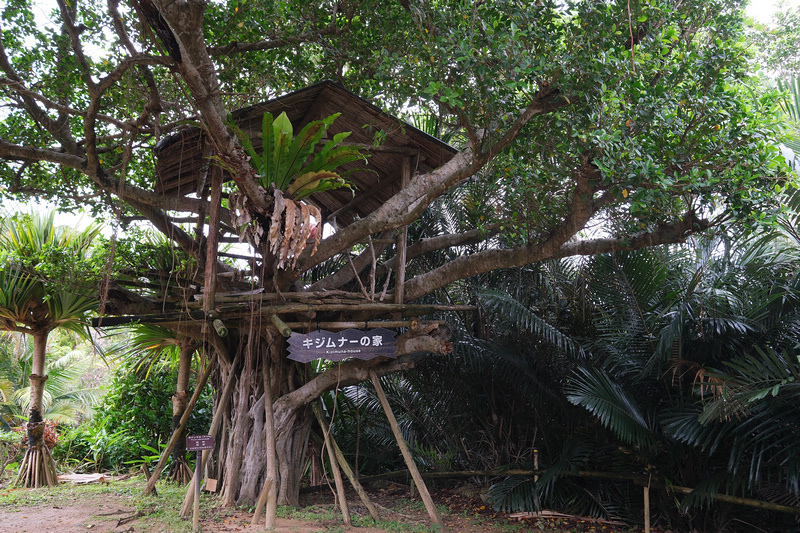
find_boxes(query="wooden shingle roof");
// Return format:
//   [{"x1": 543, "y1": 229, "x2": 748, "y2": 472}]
[{"x1": 154, "y1": 81, "x2": 457, "y2": 226}]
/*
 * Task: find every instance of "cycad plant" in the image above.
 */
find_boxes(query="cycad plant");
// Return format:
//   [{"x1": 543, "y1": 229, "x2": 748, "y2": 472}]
[{"x1": 480, "y1": 230, "x2": 800, "y2": 529}]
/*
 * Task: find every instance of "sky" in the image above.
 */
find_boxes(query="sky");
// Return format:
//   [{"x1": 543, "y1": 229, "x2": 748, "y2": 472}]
[{"x1": 747, "y1": 0, "x2": 800, "y2": 22}]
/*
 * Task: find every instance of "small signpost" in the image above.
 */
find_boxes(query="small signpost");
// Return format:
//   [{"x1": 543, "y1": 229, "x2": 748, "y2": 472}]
[
  {"x1": 187, "y1": 435, "x2": 215, "y2": 532},
  {"x1": 287, "y1": 328, "x2": 396, "y2": 363}
]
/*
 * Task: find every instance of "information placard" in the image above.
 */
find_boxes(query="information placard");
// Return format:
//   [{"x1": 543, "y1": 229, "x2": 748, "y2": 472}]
[
  {"x1": 186, "y1": 435, "x2": 215, "y2": 451},
  {"x1": 287, "y1": 328, "x2": 396, "y2": 363}
]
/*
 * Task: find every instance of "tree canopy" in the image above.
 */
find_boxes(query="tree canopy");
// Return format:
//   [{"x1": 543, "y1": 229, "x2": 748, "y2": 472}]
[{"x1": 0, "y1": 0, "x2": 791, "y2": 284}]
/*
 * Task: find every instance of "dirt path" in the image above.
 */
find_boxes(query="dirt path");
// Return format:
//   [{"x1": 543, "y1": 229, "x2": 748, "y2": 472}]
[{"x1": 0, "y1": 477, "x2": 635, "y2": 533}]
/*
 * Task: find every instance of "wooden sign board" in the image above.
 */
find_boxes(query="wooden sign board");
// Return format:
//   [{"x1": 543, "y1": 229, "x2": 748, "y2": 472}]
[
  {"x1": 287, "y1": 328, "x2": 396, "y2": 363},
  {"x1": 187, "y1": 435, "x2": 215, "y2": 451}
]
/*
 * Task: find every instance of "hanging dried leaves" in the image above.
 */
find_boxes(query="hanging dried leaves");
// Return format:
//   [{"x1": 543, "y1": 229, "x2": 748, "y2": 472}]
[
  {"x1": 270, "y1": 189, "x2": 321, "y2": 269},
  {"x1": 230, "y1": 189, "x2": 320, "y2": 270}
]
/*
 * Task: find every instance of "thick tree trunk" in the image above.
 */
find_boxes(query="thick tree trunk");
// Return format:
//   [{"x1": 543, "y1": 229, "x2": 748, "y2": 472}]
[
  {"x1": 216, "y1": 327, "x2": 309, "y2": 506},
  {"x1": 211, "y1": 323, "x2": 451, "y2": 507},
  {"x1": 16, "y1": 329, "x2": 57, "y2": 488}
]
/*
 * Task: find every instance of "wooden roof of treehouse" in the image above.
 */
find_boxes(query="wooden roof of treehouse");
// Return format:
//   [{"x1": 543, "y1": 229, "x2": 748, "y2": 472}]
[{"x1": 154, "y1": 81, "x2": 458, "y2": 227}]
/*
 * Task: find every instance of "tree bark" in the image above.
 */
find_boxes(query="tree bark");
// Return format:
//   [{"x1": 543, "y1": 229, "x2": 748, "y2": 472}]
[
  {"x1": 16, "y1": 329, "x2": 57, "y2": 488},
  {"x1": 209, "y1": 323, "x2": 451, "y2": 507},
  {"x1": 216, "y1": 327, "x2": 311, "y2": 507},
  {"x1": 169, "y1": 339, "x2": 195, "y2": 484}
]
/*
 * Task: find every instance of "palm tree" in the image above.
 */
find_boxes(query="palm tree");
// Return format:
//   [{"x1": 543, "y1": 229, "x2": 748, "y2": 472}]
[
  {"x1": 0, "y1": 331, "x2": 102, "y2": 427},
  {"x1": 0, "y1": 211, "x2": 101, "y2": 487}
]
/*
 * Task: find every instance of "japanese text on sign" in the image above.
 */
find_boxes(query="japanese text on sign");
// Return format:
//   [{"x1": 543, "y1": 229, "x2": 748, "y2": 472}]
[{"x1": 287, "y1": 328, "x2": 396, "y2": 363}]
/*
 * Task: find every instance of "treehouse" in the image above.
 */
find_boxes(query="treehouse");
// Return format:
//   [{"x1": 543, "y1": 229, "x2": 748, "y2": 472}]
[
  {"x1": 102, "y1": 81, "x2": 472, "y2": 328},
  {"x1": 98, "y1": 81, "x2": 473, "y2": 523}
]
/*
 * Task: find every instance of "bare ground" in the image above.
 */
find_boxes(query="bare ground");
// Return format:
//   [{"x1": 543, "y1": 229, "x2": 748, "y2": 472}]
[{"x1": 0, "y1": 476, "x2": 640, "y2": 533}]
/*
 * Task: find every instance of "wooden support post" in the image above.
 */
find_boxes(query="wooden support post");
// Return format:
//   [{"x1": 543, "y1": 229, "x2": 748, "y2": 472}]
[
  {"x1": 193, "y1": 455, "x2": 201, "y2": 532},
  {"x1": 644, "y1": 484, "x2": 650, "y2": 533},
  {"x1": 320, "y1": 413, "x2": 351, "y2": 526},
  {"x1": 251, "y1": 351, "x2": 279, "y2": 528},
  {"x1": 369, "y1": 370, "x2": 443, "y2": 527},
  {"x1": 203, "y1": 166, "x2": 223, "y2": 311},
  {"x1": 144, "y1": 350, "x2": 218, "y2": 496},
  {"x1": 312, "y1": 402, "x2": 380, "y2": 522},
  {"x1": 394, "y1": 157, "x2": 410, "y2": 305}
]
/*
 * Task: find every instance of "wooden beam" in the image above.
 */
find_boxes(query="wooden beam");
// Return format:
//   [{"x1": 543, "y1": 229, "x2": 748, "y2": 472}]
[
  {"x1": 339, "y1": 142, "x2": 423, "y2": 157},
  {"x1": 281, "y1": 320, "x2": 445, "y2": 331},
  {"x1": 326, "y1": 167, "x2": 401, "y2": 222},
  {"x1": 93, "y1": 303, "x2": 474, "y2": 327}
]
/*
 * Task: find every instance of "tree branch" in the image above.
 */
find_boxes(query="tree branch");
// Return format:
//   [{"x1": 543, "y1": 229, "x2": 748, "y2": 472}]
[
  {"x1": 402, "y1": 158, "x2": 602, "y2": 301},
  {"x1": 208, "y1": 27, "x2": 339, "y2": 57},
  {"x1": 298, "y1": 94, "x2": 568, "y2": 276}
]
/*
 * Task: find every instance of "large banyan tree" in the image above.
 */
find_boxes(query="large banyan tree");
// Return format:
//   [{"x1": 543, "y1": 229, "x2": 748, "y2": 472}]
[{"x1": 0, "y1": 0, "x2": 793, "y2": 514}]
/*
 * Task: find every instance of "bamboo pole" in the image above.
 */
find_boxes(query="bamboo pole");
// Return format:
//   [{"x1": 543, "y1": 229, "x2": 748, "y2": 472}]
[
  {"x1": 271, "y1": 314, "x2": 292, "y2": 337},
  {"x1": 369, "y1": 370, "x2": 443, "y2": 527},
  {"x1": 669, "y1": 486, "x2": 800, "y2": 515},
  {"x1": 144, "y1": 350, "x2": 218, "y2": 496},
  {"x1": 312, "y1": 402, "x2": 380, "y2": 522},
  {"x1": 299, "y1": 467, "x2": 800, "y2": 516},
  {"x1": 281, "y1": 320, "x2": 446, "y2": 331},
  {"x1": 91, "y1": 303, "x2": 475, "y2": 327}
]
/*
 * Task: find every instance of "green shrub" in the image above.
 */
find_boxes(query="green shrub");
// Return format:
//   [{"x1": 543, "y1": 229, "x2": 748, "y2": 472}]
[
  {"x1": 0, "y1": 429, "x2": 24, "y2": 481},
  {"x1": 55, "y1": 361, "x2": 213, "y2": 473}
]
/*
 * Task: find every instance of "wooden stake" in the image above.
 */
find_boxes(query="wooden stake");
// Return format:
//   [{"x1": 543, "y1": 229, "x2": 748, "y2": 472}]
[
  {"x1": 644, "y1": 484, "x2": 650, "y2": 533},
  {"x1": 193, "y1": 454, "x2": 201, "y2": 532},
  {"x1": 251, "y1": 478, "x2": 274, "y2": 527},
  {"x1": 369, "y1": 370, "x2": 443, "y2": 527},
  {"x1": 312, "y1": 402, "x2": 380, "y2": 522}
]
